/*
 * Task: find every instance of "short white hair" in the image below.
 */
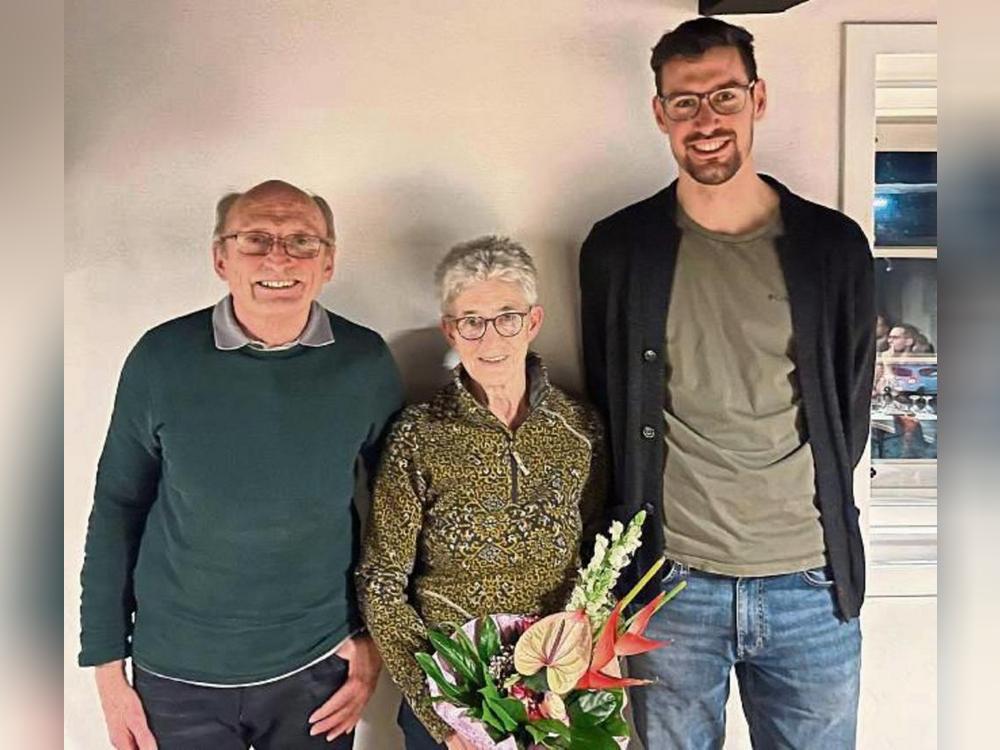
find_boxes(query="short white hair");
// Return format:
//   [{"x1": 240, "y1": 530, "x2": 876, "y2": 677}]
[{"x1": 435, "y1": 235, "x2": 538, "y2": 313}]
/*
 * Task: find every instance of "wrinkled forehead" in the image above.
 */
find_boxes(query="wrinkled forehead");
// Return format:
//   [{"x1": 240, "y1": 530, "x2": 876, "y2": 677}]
[
  {"x1": 661, "y1": 46, "x2": 749, "y2": 93},
  {"x1": 227, "y1": 190, "x2": 327, "y2": 234}
]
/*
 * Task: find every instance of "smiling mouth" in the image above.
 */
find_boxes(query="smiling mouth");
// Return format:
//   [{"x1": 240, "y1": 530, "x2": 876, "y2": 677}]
[
  {"x1": 256, "y1": 280, "x2": 299, "y2": 289},
  {"x1": 478, "y1": 355, "x2": 509, "y2": 364},
  {"x1": 689, "y1": 137, "x2": 731, "y2": 155}
]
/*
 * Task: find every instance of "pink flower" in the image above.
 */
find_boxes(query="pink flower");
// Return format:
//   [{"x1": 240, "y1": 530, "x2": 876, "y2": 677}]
[{"x1": 509, "y1": 683, "x2": 531, "y2": 700}]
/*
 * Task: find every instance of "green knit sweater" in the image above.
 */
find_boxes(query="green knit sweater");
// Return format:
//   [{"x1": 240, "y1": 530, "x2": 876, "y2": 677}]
[{"x1": 79, "y1": 306, "x2": 402, "y2": 683}]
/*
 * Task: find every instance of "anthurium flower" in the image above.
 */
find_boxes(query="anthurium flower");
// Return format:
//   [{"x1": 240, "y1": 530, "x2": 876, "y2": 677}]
[
  {"x1": 575, "y1": 592, "x2": 669, "y2": 690},
  {"x1": 513, "y1": 610, "x2": 593, "y2": 694},
  {"x1": 540, "y1": 692, "x2": 569, "y2": 724}
]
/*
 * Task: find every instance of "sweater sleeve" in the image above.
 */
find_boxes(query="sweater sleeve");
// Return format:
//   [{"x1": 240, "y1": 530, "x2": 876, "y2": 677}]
[
  {"x1": 351, "y1": 341, "x2": 405, "y2": 630},
  {"x1": 79, "y1": 337, "x2": 161, "y2": 667},
  {"x1": 359, "y1": 341, "x2": 405, "y2": 484},
  {"x1": 355, "y1": 415, "x2": 453, "y2": 742}
]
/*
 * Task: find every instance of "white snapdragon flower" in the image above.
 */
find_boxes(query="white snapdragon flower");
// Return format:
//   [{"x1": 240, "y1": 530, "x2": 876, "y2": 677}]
[{"x1": 565, "y1": 511, "x2": 648, "y2": 630}]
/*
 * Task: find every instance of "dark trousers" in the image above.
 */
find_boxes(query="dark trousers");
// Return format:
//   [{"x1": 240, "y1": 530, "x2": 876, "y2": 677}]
[
  {"x1": 134, "y1": 653, "x2": 353, "y2": 750},
  {"x1": 397, "y1": 700, "x2": 446, "y2": 750}
]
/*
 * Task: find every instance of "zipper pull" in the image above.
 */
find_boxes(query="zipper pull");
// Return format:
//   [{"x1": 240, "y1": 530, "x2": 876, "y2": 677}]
[{"x1": 512, "y1": 449, "x2": 530, "y2": 476}]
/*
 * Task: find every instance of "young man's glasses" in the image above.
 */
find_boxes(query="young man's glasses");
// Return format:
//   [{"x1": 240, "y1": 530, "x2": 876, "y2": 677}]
[
  {"x1": 219, "y1": 232, "x2": 331, "y2": 259},
  {"x1": 658, "y1": 80, "x2": 758, "y2": 122},
  {"x1": 447, "y1": 310, "x2": 531, "y2": 341}
]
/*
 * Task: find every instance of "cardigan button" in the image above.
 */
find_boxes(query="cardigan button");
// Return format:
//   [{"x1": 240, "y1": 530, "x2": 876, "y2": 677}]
[
  {"x1": 641, "y1": 425, "x2": 656, "y2": 440},
  {"x1": 643, "y1": 501, "x2": 655, "y2": 514},
  {"x1": 642, "y1": 348, "x2": 658, "y2": 362}
]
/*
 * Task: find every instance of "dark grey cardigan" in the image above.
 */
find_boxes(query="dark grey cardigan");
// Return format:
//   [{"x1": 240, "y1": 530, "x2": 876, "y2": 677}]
[{"x1": 579, "y1": 175, "x2": 875, "y2": 619}]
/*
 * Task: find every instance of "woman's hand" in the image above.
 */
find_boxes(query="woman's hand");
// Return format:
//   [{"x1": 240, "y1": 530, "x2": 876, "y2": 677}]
[{"x1": 444, "y1": 731, "x2": 479, "y2": 750}]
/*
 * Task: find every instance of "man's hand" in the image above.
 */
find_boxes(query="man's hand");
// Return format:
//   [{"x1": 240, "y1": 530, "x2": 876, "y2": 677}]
[
  {"x1": 94, "y1": 660, "x2": 158, "y2": 750},
  {"x1": 445, "y1": 732, "x2": 479, "y2": 750},
  {"x1": 308, "y1": 634, "x2": 382, "y2": 741}
]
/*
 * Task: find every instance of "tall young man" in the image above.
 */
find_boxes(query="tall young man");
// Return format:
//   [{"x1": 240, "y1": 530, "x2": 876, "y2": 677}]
[{"x1": 579, "y1": 19, "x2": 874, "y2": 749}]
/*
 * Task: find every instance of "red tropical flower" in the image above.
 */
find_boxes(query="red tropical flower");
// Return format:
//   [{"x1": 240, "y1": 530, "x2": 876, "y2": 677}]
[{"x1": 575, "y1": 592, "x2": 669, "y2": 690}]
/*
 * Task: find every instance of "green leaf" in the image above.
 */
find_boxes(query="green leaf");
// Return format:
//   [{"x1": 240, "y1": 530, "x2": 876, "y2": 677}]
[
  {"x1": 479, "y1": 667, "x2": 500, "y2": 698},
  {"x1": 478, "y1": 699, "x2": 505, "y2": 733},
  {"x1": 451, "y1": 627, "x2": 487, "y2": 688},
  {"x1": 526, "y1": 723, "x2": 549, "y2": 743},
  {"x1": 479, "y1": 663, "x2": 500, "y2": 698},
  {"x1": 451, "y1": 625, "x2": 479, "y2": 659},
  {"x1": 531, "y1": 718, "x2": 571, "y2": 740},
  {"x1": 568, "y1": 722, "x2": 619, "y2": 750},
  {"x1": 483, "y1": 695, "x2": 519, "y2": 733},
  {"x1": 599, "y1": 714, "x2": 628, "y2": 737},
  {"x1": 520, "y1": 670, "x2": 550, "y2": 693},
  {"x1": 493, "y1": 695, "x2": 527, "y2": 724},
  {"x1": 414, "y1": 652, "x2": 466, "y2": 704},
  {"x1": 567, "y1": 690, "x2": 617, "y2": 725},
  {"x1": 478, "y1": 616, "x2": 501, "y2": 664},
  {"x1": 527, "y1": 723, "x2": 569, "y2": 747},
  {"x1": 428, "y1": 629, "x2": 480, "y2": 686},
  {"x1": 603, "y1": 688, "x2": 624, "y2": 718}
]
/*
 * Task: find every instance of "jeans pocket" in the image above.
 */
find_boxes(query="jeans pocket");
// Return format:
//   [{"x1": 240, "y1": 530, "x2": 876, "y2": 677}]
[{"x1": 799, "y1": 566, "x2": 835, "y2": 588}]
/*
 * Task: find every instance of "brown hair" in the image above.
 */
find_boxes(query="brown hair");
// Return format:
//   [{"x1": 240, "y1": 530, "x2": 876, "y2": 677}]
[{"x1": 650, "y1": 17, "x2": 758, "y2": 96}]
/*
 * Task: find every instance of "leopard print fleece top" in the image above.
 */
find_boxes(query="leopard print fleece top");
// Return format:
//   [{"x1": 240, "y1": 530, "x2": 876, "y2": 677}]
[{"x1": 356, "y1": 354, "x2": 606, "y2": 741}]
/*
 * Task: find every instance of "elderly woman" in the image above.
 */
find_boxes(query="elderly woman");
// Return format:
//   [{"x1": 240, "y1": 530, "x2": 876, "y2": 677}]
[{"x1": 356, "y1": 236, "x2": 605, "y2": 750}]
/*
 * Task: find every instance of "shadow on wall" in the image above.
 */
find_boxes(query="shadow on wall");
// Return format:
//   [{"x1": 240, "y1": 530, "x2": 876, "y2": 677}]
[
  {"x1": 370, "y1": 172, "x2": 502, "y2": 283},
  {"x1": 355, "y1": 172, "x2": 498, "y2": 404},
  {"x1": 387, "y1": 327, "x2": 451, "y2": 404},
  {"x1": 534, "y1": 234, "x2": 591, "y2": 399}
]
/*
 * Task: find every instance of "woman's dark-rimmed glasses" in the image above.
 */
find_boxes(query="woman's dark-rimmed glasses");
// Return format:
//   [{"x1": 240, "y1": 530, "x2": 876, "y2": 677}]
[{"x1": 447, "y1": 310, "x2": 532, "y2": 341}]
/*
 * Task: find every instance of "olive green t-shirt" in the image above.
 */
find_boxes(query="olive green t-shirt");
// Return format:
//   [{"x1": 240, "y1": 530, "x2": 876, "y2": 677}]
[{"x1": 661, "y1": 206, "x2": 826, "y2": 576}]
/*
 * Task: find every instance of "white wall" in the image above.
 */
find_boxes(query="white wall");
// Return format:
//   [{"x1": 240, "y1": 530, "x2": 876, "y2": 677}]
[{"x1": 65, "y1": 1, "x2": 936, "y2": 747}]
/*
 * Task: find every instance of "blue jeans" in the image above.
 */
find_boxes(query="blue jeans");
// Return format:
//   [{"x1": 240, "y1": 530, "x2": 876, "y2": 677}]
[{"x1": 627, "y1": 562, "x2": 861, "y2": 750}]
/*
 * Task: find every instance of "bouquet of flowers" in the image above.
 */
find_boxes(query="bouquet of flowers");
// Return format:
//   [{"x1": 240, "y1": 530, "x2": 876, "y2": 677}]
[{"x1": 415, "y1": 510, "x2": 685, "y2": 749}]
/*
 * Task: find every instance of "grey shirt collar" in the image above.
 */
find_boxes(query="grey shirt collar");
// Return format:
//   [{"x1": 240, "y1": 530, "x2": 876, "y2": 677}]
[{"x1": 212, "y1": 296, "x2": 335, "y2": 351}]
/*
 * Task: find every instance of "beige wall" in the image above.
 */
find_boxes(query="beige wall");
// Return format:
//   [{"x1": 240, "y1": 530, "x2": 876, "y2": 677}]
[{"x1": 65, "y1": 1, "x2": 935, "y2": 747}]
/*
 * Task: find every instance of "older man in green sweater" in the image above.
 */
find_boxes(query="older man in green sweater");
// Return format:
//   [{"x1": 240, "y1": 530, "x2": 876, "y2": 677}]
[{"x1": 79, "y1": 180, "x2": 403, "y2": 749}]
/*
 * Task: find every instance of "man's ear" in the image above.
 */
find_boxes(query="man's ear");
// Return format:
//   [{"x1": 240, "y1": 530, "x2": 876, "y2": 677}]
[
  {"x1": 652, "y1": 95, "x2": 671, "y2": 135},
  {"x1": 212, "y1": 242, "x2": 228, "y2": 281},
  {"x1": 322, "y1": 245, "x2": 336, "y2": 282},
  {"x1": 752, "y1": 78, "x2": 767, "y2": 120}
]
